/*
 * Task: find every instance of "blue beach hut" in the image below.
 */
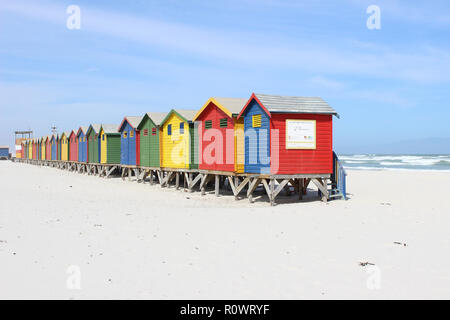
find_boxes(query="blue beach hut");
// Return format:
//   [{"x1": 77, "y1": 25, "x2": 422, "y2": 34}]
[
  {"x1": 50, "y1": 134, "x2": 58, "y2": 160},
  {"x1": 77, "y1": 126, "x2": 88, "y2": 163},
  {"x1": 118, "y1": 116, "x2": 142, "y2": 166}
]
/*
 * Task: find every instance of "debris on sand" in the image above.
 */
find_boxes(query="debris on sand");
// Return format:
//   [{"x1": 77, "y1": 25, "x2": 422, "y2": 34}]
[
  {"x1": 394, "y1": 241, "x2": 407, "y2": 247},
  {"x1": 359, "y1": 262, "x2": 375, "y2": 267},
  {"x1": 380, "y1": 202, "x2": 392, "y2": 206}
]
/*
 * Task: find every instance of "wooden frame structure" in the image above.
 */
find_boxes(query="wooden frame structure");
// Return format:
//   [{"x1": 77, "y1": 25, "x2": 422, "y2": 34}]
[{"x1": 13, "y1": 157, "x2": 333, "y2": 205}]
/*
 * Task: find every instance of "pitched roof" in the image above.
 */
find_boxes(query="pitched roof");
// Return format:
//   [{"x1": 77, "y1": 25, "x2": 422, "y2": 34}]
[
  {"x1": 213, "y1": 97, "x2": 247, "y2": 114},
  {"x1": 193, "y1": 97, "x2": 247, "y2": 120},
  {"x1": 68, "y1": 130, "x2": 77, "y2": 137},
  {"x1": 174, "y1": 109, "x2": 198, "y2": 121},
  {"x1": 118, "y1": 116, "x2": 143, "y2": 131},
  {"x1": 143, "y1": 112, "x2": 168, "y2": 126},
  {"x1": 100, "y1": 124, "x2": 120, "y2": 134},
  {"x1": 253, "y1": 93, "x2": 338, "y2": 117},
  {"x1": 160, "y1": 109, "x2": 198, "y2": 126},
  {"x1": 77, "y1": 126, "x2": 88, "y2": 136},
  {"x1": 87, "y1": 124, "x2": 101, "y2": 135}
]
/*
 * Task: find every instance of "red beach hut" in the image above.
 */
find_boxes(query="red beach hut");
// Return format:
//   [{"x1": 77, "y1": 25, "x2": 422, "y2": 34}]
[
  {"x1": 69, "y1": 130, "x2": 78, "y2": 162},
  {"x1": 45, "y1": 136, "x2": 51, "y2": 160},
  {"x1": 237, "y1": 93, "x2": 339, "y2": 175},
  {"x1": 32, "y1": 139, "x2": 37, "y2": 160},
  {"x1": 193, "y1": 97, "x2": 247, "y2": 173}
]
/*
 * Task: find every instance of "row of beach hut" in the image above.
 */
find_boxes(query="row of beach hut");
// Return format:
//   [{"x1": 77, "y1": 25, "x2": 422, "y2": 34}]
[{"x1": 21, "y1": 93, "x2": 339, "y2": 176}]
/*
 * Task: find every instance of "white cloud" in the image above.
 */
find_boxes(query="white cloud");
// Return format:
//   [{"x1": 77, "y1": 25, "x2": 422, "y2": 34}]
[
  {"x1": 2, "y1": 0, "x2": 450, "y2": 84},
  {"x1": 308, "y1": 76, "x2": 347, "y2": 90}
]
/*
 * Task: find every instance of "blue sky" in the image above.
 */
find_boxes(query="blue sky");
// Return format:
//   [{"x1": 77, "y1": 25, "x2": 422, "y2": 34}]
[{"x1": 1, "y1": 0, "x2": 450, "y2": 154}]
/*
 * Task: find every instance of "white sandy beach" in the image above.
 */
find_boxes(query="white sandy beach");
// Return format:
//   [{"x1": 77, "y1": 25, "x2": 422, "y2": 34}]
[{"x1": 1, "y1": 160, "x2": 450, "y2": 299}]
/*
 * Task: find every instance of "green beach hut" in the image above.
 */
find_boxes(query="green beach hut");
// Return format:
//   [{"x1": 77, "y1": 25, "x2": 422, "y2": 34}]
[
  {"x1": 99, "y1": 124, "x2": 121, "y2": 164},
  {"x1": 87, "y1": 124, "x2": 101, "y2": 163},
  {"x1": 137, "y1": 112, "x2": 167, "y2": 168}
]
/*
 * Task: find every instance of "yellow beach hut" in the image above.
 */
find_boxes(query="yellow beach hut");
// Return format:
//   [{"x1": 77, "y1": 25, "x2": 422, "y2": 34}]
[
  {"x1": 160, "y1": 109, "x2": 198, "y2": 169},
  {"x1": 60, "y1": 132, "x2": 70, "y2": 161},
  {"x1": 28, "y1": 140, "x2": 33, "y2": 159},
  {"x1": 40, "y1": 137, "x2": 46, "y2": 160}
]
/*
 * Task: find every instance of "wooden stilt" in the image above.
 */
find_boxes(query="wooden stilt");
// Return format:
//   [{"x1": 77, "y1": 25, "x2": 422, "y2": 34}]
[
  {"x1": 189, "y1": 173, "x2": 203, "y2": 191},
  {"x1": 304, "y1": 178, "x2": 310, "y2": 195},
  {"x1": 149, "y1": 171, "x2": 154, "y2": 185},
  {"x1": 161, "y1": 171, "x2": 174, "y2": 187},
  {"x1": 262, "y1": 179, "x2": 271, "y2": 199},
  {"x1": 247, "y1": 178, "x2": 262, "y2": 203},
  {"x1": 271, "y1": 179, "x2": 289, "y2": 205},
  {"x1": 200, "y1": 174, "x2": 209, "y2": 195},
  {"x1": 299, "y1": 179, "x2": 304, "y2": 200},
  {"x1": 105, "y1": 166, "x2": 116, "y2": 178},
  {"x1": 283, "y1": 181, "x2": 292, "y2": 196},
  {"x1": 322, "y1": 178, "x2": 328, "y2": 203},
  {"x1": 215, "y1": 175, "x2": 219, "y2": 197},
  {"x1": 269, "y1": 178, "x2": 275, "y2": 206},
  {"x1": 227, "y1": 176, "x2": 237, "y2": 199},
  {"x1": 312, "y1": 178, "x2": 328, "y2": 202}
]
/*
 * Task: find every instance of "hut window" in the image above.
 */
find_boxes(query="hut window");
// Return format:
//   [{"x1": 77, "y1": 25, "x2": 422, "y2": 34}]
[
  {"x1": 152, "y1": 128, "x2": 157, "y2": 135},
  {"x1": 180, "y1": 122, "x2": 184, "y2": 134},
  {"x1": 219, "y1": 118, "x2": 228, "y2": 128},
  {"x1": 102, "y1": 134, "x2": 105, "y2": 141},
  {"x1": 123, "y1": 131, "x2": 128, "y2": 139},
  {"x1": 205, "y1": 120, "x2": 212, "y2": 129},
  {"x1": 143, "y1": 129, "x2": 149, "y2": 136},
  {"x1": 167, "y1": 124, "x2": 172, "y2": 135},
  {"x1": 252, "y1": 114, "x2": 262, "y2": 128},
  {"x1": 130, "y1": 130, "x2": 134, "y2": 138}
]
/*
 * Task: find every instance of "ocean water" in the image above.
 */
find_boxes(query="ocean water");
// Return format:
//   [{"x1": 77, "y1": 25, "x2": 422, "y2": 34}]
[{"x1": 338, "y1": 154, "x2": 450, "y2": 171}]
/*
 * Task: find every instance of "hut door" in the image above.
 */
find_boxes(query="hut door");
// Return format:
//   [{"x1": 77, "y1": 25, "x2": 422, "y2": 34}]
[
  {"x1": 121, "y1": 129, "x2": 129, "y2": 164},
  {"x1": 129, "y1": 128, "x2": 136, "y2": 165}
]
